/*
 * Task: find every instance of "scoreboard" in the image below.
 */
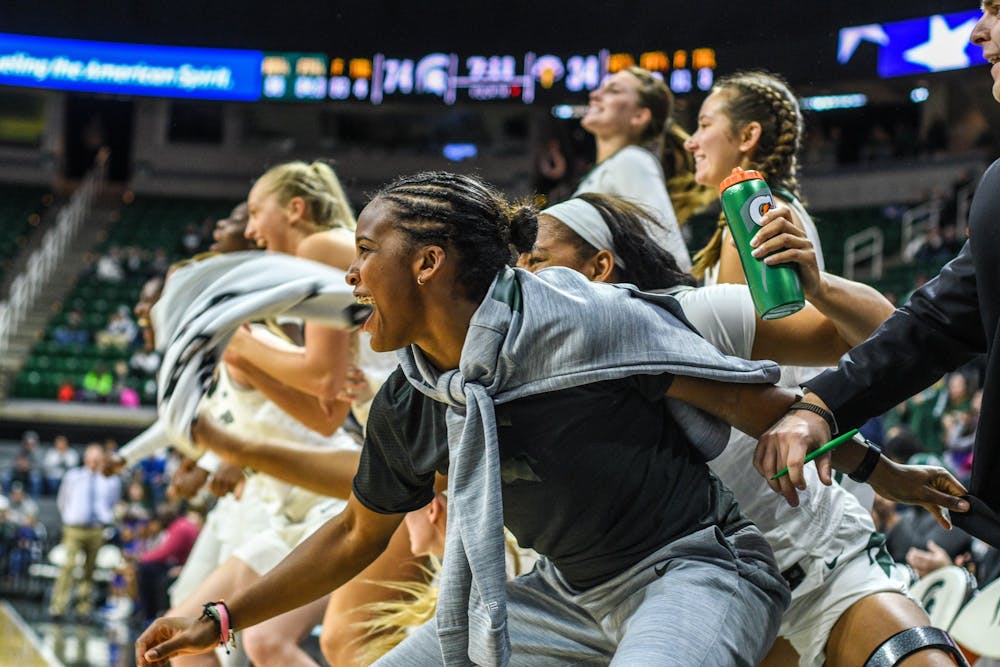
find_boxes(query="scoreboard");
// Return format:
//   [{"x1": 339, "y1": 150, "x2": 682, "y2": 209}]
[
  {"x1": 262, "y1": 48, "x2": 719, "y2": 104},
  {"x1": 0, "y1": 32, "x2": 717, "y2": 104}
]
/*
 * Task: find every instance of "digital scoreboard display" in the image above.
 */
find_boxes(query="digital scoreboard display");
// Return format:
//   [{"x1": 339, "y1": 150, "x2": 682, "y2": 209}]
[
  {"x1": 0, "y1": 33, "x2": 717, "y2": 105},
  {"x1": 318, "y1": 48, "x2": 718, "y2": 105}
]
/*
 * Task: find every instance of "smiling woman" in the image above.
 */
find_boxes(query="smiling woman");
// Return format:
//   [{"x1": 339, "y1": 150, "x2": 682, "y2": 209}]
[
  {"x1": 573, "y1": 66, "x2": 705, "y2": 270},
  {"x1": 136, "y1": 170, "x2": 810, "y2": 667}
]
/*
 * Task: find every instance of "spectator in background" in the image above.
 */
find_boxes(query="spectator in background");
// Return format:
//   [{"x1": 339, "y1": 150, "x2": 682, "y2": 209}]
[
  {"x1": 881, "y1": 380, "x2": 945, "y2": 454},
  {"x1": 56, "y1": 378, "x2": 75, "y2": 402},
  {"x1": 923, "y1": 116, "x2": 949, "y2": 155},
  {"x1": 148, "y1": 247, "x2": 169, "y2": 276},
  {"x1": 95, "y1": 246, "x2": 125, "y2": 283},
  {"x1": 4, "y1": 454, "x2": 40, "y2": 497},
  {"x1": 50, "y1": 444, "x2": 121, "y2": 621},
  {"x1": 913, "y1": 227, "x2": 954, "y2": 265},
  {"x1": 178, "y1": 224, "x2": 202, "y2": 255},
  {"x1": 2, "y1": 430, "x2": 43, "y2": 495},
  {"x1": 135, "y1": 502, "x2": 201, "y2": 624},
  {"x1": 43, "y1": 435, "x2": 79, "y2": 495},
  {"x1": 78, "y1": 363, "x2": 113, "y2": 402},
  {"x1": 95, "y1": 306, "x2": 137, "y2": 351},
  {"x1": 110, "y1": 360, "x2": 140, "y2": 407},
  {"x1": 7, "y1": 508, "x2": 47, "y2": 578},
  {"x1": 6, "y1": 482, "x2": 39, "y2": 524},
  {"x1": 129, "y1": 345, "x2": 160, "y2": 377},
  {"x1": 123, "y1": 246, "x2": 146, "y2": 277},
  {"x1": 943, "y1": 387, "x2": 981, "y2": 483},
  {"x1": 115, "y1": 479, "x2": 151, "y2": 559},
  {"x1": 933, "y1": 371, "x2": 974, "y2": 441},
  {"x1": 51, "y1": 309, "x2": 90, "y2": 347}
]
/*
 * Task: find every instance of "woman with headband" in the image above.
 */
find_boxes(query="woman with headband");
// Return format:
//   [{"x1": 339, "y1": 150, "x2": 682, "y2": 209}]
[
  {"x1": 136, "y1": 171, "x2": 965, "y2": 667},
  {"x1": 520, "y1": 193, "x2": 971, "y2": 667}
]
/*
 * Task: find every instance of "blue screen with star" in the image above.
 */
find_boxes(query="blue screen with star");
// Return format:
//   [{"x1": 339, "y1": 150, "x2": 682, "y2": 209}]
[{"x1": 877, "y1": 11, "x2": 987, "y2": 78}]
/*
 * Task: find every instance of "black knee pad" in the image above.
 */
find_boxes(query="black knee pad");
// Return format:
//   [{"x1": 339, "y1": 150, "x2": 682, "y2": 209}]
[{"x1": 863, "y1": 626, "x2": 970, "y2": 667}]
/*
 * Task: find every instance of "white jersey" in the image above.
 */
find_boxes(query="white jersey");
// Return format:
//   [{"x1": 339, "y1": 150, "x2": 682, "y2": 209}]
[
  {"x1": 574, "y1": 145, "x2": 691, "y2": 271},
  {"x1": 672, "y1": 285, "x2": 877, "y2": 588},
  {"x1": 699, "y1": 197, "x2": 875, "y2": 509}
]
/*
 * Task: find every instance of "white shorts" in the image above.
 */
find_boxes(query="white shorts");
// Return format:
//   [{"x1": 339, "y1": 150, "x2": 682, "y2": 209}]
[
  {"x1": 779, "y1": 508, "x2": 910, "y2": 667},
  {"x1": 231, "y1": 495, "x2": 347, "y2": 575},
  {"x1": 168, "y1": 495, "x2": 255, "y2": 607}
]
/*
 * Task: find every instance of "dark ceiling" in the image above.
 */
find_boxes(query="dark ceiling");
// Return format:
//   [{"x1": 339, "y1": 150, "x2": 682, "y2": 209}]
[{"x1": 1, "y1": 1, "x2": 978, "y2": 54}]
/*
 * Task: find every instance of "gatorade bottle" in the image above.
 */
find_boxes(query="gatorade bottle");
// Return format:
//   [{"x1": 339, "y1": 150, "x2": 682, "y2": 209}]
[{"x1": 719, "y1": 167, "x2": 805, "y2": 320}]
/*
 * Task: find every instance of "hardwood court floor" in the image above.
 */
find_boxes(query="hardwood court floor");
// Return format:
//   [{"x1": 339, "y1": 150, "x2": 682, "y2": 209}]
[{"x1": 0, "y1": 601, "x2": 61, "y2": 667}]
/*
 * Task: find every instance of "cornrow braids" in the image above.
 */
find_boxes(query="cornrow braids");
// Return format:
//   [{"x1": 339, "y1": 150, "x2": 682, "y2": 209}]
[
  {"x1": 572, "y1": 193, "x2": 696, "y2": 290},
  {"x1": 374, "y1": 171, "x2": 537, "y2": 302},
  {"x1": 691, "y1": 70, "x2": 805, "y2": 279}
]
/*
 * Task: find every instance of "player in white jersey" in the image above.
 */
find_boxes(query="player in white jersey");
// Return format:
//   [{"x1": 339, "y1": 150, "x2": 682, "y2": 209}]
[{"x1": 519, "y1": 192, "x2": 968, "y2": 666}]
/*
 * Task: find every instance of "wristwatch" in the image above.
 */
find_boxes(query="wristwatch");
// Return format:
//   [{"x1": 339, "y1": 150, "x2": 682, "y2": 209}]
[{"x1": 848, "y1": 439, "x2": 883, "y2": 483}]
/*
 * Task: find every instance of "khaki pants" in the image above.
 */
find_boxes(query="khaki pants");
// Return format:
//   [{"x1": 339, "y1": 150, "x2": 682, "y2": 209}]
[{"x1": 50, "y1": 525, "x2": 105, "y2": 616}]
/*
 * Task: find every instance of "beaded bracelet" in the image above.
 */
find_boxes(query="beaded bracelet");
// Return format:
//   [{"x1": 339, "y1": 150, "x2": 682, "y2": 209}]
[{"x1": 200, "y1": 601, "x2": 237, "y2": 654}]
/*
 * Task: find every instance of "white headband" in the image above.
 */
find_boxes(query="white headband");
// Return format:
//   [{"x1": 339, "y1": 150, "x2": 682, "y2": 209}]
[{"x1": 541, "y1": 198, "x2": 626, "y2": 268}]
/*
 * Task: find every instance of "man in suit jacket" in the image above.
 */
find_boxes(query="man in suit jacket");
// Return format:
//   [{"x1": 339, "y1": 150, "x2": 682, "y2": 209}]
[{"x1": 756, "y1": 5, "x2": 1000, "y2": 549}]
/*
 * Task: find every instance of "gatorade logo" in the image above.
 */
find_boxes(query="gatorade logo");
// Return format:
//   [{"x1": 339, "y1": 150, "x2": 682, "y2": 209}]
[
  {"x1": 741, "y1": 193, "x2": 774, "y2": 233},
  {"x1": 739, "y1": 191, "x2": 775, "y2": 293}
]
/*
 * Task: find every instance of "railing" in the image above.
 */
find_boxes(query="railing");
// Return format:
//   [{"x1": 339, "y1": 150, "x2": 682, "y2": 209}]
[
  {"x1": 0, "y1": 155, "x2": 107, "y2": 361},
  {"x1": 900, "y1": 198, "x2": 942, "y2": 259},
  {"x1": 843, "y1": 226, "x2": 884, "y2": 281}
]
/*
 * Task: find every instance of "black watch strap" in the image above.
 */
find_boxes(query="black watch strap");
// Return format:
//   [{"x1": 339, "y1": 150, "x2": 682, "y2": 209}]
[
  {"x1": 849, "y1": 439, "x2": 883, "y2": 483},
  {"x1": 788, "y1": 401, "x2": 838, "y2": 435}
]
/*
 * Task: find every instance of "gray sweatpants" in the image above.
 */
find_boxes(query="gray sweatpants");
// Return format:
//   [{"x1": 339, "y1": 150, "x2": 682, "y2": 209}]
[{"x1": 375, "y1": 525, "x2": 790, "y2": 666}]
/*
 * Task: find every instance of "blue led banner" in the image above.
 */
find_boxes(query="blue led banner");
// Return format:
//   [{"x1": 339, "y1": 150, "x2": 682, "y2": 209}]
[
  {"x1": 839, "y1": 10, "x2": 987, "y2": 78},
  {"x1": 0, "y1": 33, "x2": 263, "y2": 100}
]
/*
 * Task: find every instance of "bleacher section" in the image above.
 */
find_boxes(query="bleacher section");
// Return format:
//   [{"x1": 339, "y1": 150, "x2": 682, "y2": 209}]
[
  {"x1": 10, "y1": 195, "x2": 958, "y2": 405},
  {"x1": 11, "y1": 195, "x2": 235, "y2": 404},
  {"x1": 0, "y1": 185, "x2": 51, "y2": 286}
]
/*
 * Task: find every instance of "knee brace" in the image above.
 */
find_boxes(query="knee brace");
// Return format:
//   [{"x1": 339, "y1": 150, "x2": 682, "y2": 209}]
[{"x1": 864, "y1": 626, "x2": 970, "y2": 667}]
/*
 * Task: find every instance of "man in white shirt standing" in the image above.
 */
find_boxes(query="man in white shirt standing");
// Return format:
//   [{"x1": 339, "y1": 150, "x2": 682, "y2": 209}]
[
  {"x1": 50, "y1": 444, "x2": 121, "y2": 621},
  {"x1": 42, "y1": 434, "x2": 80, "y2": 495}
]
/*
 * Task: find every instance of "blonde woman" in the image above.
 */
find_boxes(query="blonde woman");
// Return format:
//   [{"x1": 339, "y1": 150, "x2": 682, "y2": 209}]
[
  {"x1": 576, "y1": 66, "x2": 710, "y2": 270},
  {"x1": 159, "y1": 162, "x2": 421, "y2": 667}
]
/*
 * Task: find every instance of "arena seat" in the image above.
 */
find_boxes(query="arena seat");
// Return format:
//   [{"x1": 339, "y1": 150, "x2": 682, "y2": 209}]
[
  {"x1": 10, "y1": 194, "x2": 235, "y2": 404},
  {"x1": 0, "y1": 184, "x2": 51, "y2": 285}
]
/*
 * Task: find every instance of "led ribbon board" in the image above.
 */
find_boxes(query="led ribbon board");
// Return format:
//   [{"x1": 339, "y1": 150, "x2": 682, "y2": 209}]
[
  {"x1": 838, "y1": 10, "x2": 987, "y2": 78},
  {"x1": 0, "y1": 33, "x2": 263, "y2": 100}
]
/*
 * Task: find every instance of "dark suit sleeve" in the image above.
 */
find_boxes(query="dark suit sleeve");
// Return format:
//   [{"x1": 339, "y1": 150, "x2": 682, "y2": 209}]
[{"x1": 804, "y1": 242, "x2": 986, "y2": 430}]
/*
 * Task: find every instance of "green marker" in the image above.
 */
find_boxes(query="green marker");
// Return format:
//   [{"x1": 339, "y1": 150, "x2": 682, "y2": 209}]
[{"x1": 771, "y1": 428, "x2": 861, "y2": 480}]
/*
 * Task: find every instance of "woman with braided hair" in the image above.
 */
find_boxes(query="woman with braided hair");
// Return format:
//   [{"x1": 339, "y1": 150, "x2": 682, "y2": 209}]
[
  {"x1": 136, "y1": 169, "x2": 804, "y2": 666},
  {"x1": 685, "y1": 70, "x2": 821, "y2": 284},
  {"x1": 685, "y1": 71, "x2": 977, "y2": 666},
  {"x1": 519, "y1": 193, "x2": 970, "y2": 667},
  {"x1": 575, "y1": 66, "x2": 711, "y2": 271},
  {"x1": 136, "y1": 170, "x2": 966, "y2": 667}
]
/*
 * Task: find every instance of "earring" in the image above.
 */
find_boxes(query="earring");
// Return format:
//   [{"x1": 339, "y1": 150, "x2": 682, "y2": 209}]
[{"x1": 417, "y1": 275, "x2": 425, "y2": 286}]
